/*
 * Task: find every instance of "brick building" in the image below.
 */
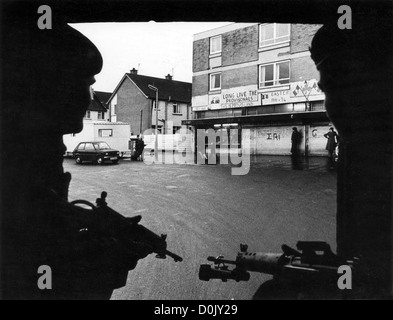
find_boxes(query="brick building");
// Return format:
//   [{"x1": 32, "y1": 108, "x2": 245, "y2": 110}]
[
  {"x1": 108, "y1": 69, "x2": 192, "y2": 136},
  {"x1": 184, "y1": 23, "x2": 333, "y2": 156}
]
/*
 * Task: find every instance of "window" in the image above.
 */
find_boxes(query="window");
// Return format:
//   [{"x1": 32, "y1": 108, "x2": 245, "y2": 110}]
[
  {"x1": 85, "y1": 143, "x2": 95, "y2": 151},
  {"x1": 98, "y1": 111, "x2": 105, "y2": 120},
  {"x1": 95, "y1": 142, "x2": 110, "y2": 150},
  {"x1": 259, "y1": 61, "x2": 290, "y2": 87},
  {"x1": 259, "y1": 23, "x2": 290, "y2": 47},
  {"x1": 210, "y1": 72, "x2": 221, "y2": 91},
  {"x1": 77, "y1": 143, "x2": 85, "y2": 151},
  {"x1": 312, "y1": 101, "x2": 326, "y2": 111},
  {"x1": 84, "y1": 111, "x2": 91, "y2": 119},
  {"x1": 99, "y1": 129, "x2": 113, "y2": 137},
  {"x1": 210, "y1": 35, "x2": 222, "y2": 55},
  {"x1": 173, "y1": 104, "x2": 181, "y2": 114},
  {"x1": 152, "y1": 100, "x2": 160, "y2": 111}
]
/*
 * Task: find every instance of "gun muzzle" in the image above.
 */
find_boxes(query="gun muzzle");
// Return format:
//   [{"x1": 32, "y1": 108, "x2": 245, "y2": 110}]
[{"x1": 199, "y1": 264, "x2": 250, "y2": 282}]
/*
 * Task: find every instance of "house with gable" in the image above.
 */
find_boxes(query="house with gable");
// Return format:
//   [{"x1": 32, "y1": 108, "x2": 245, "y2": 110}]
[
  {"x1": 107, "y1": 68, "x2": 192, "y2": 136},
  {"x1": 63, "y1": 88, "x2": 131, "y2": 156}
]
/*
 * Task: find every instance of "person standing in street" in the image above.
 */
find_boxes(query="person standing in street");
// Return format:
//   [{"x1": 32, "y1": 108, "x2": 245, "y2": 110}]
[
  {"x1": 291, "y1": 127, "x2": 301, "y2": 156},
  {"x1": 324, "y1": 127, "x2": 338, "y2": 159}
]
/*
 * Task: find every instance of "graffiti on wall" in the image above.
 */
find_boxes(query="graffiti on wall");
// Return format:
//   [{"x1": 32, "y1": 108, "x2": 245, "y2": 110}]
[{"x1": 267, "y1": 132, "x2": 281, "y2": 140}]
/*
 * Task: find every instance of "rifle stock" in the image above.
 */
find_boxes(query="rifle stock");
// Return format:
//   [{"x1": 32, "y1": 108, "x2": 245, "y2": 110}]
[{"x1": 71, "y1": 191, "x2": 183, "y2": 263}]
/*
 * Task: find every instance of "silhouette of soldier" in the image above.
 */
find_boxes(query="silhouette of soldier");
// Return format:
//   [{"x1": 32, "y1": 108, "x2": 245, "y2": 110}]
[
  {"x1": 254, "y1": 20, "x2": 392, "y2": 300},
  {"x1": 310, "y1": 22, "x2": 392, "y2": 298},
  {"x1": 1, "y1": 8, "x2": 152, "y2": 299}
]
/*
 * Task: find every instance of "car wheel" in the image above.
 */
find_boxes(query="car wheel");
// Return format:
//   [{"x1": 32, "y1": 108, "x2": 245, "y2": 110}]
[
  {"x1": 96, "y1": 157, "x2": 104, "y2": 165},
  {"x1": 75, "y1": 157, "x2": 82, "y2": 164}
]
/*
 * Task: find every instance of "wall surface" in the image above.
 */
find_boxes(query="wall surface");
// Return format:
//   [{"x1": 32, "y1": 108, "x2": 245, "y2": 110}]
[
  {"x1": 117, "y1": 77, "x2": 151, "y2": 135},
  {"x1": 242, "y1": 124, "x2": 333, "y2": 156},
  {"x1": 63, "y1": 122, "x2": 131, "y2": 154}
]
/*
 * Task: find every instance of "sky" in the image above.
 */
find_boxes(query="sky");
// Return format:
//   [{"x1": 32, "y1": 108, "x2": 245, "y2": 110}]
[{"x1": 71, "y1": 22, "x2": 231, "y2": 93}]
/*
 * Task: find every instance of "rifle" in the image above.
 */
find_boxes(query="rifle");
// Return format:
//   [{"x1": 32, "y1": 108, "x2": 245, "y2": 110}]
[
  {"x1": 199, "y1": 242, "x2": 357, "y2": 286},
  {"x1": 71, "y1": 191, "x2": 183, "y2": 263}
]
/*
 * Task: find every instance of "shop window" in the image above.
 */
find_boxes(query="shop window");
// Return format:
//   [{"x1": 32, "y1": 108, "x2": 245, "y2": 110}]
[
  {"x1": 274, "y1": 104, "x2": 293, "y2": 113},
  {"x1": 312, "y1": 101, "x2": 326, "y2": 111},
  {"x1": 259, "y1": 106, "x2": 275, "y2": 114},
  {"x1": 293, "y1": 103, "x2": 306, "y2": 112},
  {"x1": 196, "y1": 111, "x2": 205, "y2": 119}
]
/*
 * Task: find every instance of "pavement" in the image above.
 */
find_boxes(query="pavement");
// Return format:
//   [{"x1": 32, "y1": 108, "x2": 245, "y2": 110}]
[{"x1": 63, "y1": 154, "x2": 337, "y2": 300}]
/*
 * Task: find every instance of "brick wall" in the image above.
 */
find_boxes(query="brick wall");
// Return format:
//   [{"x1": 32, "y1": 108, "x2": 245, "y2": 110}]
[
  {"x1": 290, "y1": 24, "x2": 322, "y2": 54},
  {"x1": 222, "y1": 25, "x2": 259, "y2": 66},
  {"x1": 291, "y1": 56, "x2": 320, "y2": 82},
  {"x1": 193, "y1": 38, "x2": 209, "y2": 72},
  {"x1": 117, "y1": 77, "x2": 151, "y2": 135},
  {"x1": 192, "y1": 74, "x2": 209, "y2": 97},
  {"x1": 222, "y1": 65, "x2": 257, "y2": 89}
]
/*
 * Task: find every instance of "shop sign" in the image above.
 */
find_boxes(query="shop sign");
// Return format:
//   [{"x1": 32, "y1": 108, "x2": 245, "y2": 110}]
[
  {"x1": 261, "y1": 90, "x2": 290, "y2": 105},
  {"x1": 208, "y1": 85, "x2": 261, "y2": 110}
]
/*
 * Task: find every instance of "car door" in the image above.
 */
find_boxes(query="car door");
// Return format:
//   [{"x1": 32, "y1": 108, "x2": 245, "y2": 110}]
[
  {"x1": 76, "y1": 143, "x2": 86, "y2": 161},
  {"x1": 84, "y1": 142, "x2": 96, "y2": 162}
]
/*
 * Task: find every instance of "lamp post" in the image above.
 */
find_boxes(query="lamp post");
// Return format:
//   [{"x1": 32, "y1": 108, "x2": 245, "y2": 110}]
[{"x1": 148, "y1": 84, "x2": 159, "y2": 161}]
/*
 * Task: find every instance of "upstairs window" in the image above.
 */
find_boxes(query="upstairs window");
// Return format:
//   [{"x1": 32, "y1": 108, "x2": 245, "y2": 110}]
[
  {"x1": 98, "y1": 111, "x2": 105, "y2": 120},
  {"x1": 152, "y1": 100, "x2": 160, "y2": 111},
  {"x1": 259, "y1": 23, "x2": 290, "y2": 47},
  {"x1": 210, "y1": 35, "x2": 222, "y2": 55},
  {"x1": 259, "y1": 61, "x2": 290, "y2": 87},
  {"x1": 173, "y1": 103, "x2": 181, "y2": 114},
  {"x1": 209, "y1": 72, "x2": 221, "y2": 91},
  {"x1": 84, "y1": 111, "x2": 91, "y2": 119}
]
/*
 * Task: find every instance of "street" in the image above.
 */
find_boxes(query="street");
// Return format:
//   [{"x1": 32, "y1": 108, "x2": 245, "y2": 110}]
[{"x1": 63, "y1": 155, "x2": 337, "y2": 300}]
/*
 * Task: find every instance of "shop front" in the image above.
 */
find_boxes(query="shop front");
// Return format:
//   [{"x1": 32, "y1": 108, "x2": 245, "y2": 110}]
[{"x1": 185, "y1": 79, "x2": 331, "y2": 158}]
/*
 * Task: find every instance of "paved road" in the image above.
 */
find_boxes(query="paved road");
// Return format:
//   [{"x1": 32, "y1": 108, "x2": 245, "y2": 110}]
[{"x1": 63, "y1": 156, "x2": 337, "y2": 300}]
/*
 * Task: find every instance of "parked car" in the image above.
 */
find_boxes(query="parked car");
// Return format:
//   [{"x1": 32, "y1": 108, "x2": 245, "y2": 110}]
[{"x1": 72, "y1": 141, "x2": 120, "y2": 164}]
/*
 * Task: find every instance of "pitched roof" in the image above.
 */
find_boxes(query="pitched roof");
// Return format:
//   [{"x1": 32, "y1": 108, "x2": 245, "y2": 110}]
[
  {"x1": 87, "y1": 92, "x2": 107, "y2": 112},
  {"x1": 126, "y1": 73, "x2": 192, "y2": 104},
  {"x1": 94, "y1": 91, "x2": 112, "y2": 106}
]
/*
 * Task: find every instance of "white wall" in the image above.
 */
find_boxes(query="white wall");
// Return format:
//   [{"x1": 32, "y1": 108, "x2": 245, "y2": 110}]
[
  {"x1": 308, "y1": 125, "x2": 334, "y2": 156},
  {"x1": 246, "y1": 126, "x2": 305, "y2": 155},
  {"x1": 63, "y1": 122, "x2": 131, "y2": 155},
  {"x1": 242, "y1": 124, "x2": 335, "y2": 156}
]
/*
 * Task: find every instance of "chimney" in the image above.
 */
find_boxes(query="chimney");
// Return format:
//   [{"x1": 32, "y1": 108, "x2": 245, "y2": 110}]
[
  {"x1": 165, "y1": 74, "x2": 172, "y2": 80},
  {"x1": 130, "y1": 68, "x2": 138, "y2": 74}
]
